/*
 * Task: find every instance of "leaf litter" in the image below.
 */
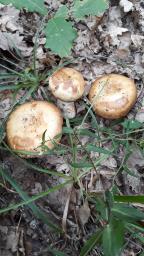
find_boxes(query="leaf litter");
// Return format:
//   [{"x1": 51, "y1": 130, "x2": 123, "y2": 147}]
[{"x1": 0, "y1": 0, "x2": 144, "y2": 255}]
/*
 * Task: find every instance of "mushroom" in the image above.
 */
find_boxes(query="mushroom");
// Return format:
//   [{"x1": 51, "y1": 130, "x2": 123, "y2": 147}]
[
  {"x1": 49, "y1": 67, "x2": 85, "y2": 102},
  {"x1": 89, "y1": 74, "x2": 137, "y2": 119},
  {"x1": 6, "y1": 101, "x2": 63, "y2": 156},
  {"x1": 49, "y1": 67, "x2": 85, "y2": 119}
]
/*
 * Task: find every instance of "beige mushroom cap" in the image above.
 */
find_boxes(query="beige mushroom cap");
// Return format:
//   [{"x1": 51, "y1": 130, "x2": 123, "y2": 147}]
[
  {"x1": 89, "y1": 74, "x2": 137, "y2": 119},
  {"x1": 6, "y1": 101, "x2": 63, "y2": 156},
  {"x1": 49, "y1": 67, "x2": 85, "y2": 101}
]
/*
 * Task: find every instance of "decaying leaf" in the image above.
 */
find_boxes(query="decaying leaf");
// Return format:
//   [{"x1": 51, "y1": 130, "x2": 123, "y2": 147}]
[
  {"x1": 0, "y1": 251, "x2": 13, "y2": 256},
  {"x1": 135, "y1": 107, "x2": 144, "y2": 123},
  {"x1": 127, "y1": 146, "x2": 144, "y2": 170},
  {"x1": 0, "y1": 32, "x2": 33, "y2": 56},
  {"x1": 0, "y1": 4, "x2": 21, "y2": 32},
  {"x1": 78, "y1": 200, "x2": 90, "y2": 225},
  {"x1": 126, "y1": 145, "x2": 144, "y2": 192},
  {"x1": 31, "y1": 182, "x2": 43, "y2": 195},
  {"x1": 131, "y1": 34, "x2": 144, "y2": 48},
  {"x1": 108, "y1": 26, "x2": 128, "y2": 46},
  {"x1": 6, "y1": 230, "x2": 19, "y2": 253},
  {"x1": 120, "y1": 0, "x2": 134, "y2": 12}
]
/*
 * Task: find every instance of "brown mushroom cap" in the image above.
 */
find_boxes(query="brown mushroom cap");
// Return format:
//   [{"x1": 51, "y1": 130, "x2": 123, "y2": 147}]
[
  {"x1": 6, "y1": 101, "x2": 63, "y2": 156},
  {"x1": 49, "y1": 67, "x2": 85, "y2": 101},
  {"x1": 89, "y1": 74, "x2": 137, "y2": 119}
]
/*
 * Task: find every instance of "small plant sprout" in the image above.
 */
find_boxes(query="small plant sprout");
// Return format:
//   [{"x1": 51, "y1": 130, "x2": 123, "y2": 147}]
[
  {"x1": 89, "y1": 74, "x2": 137, "y2": 119},
  {"x1": 49, "y1": 67, "x2": 85, "y2": 102},
  {"x1": 6, "y1": 101, "x2": 63, "y2": 156}
]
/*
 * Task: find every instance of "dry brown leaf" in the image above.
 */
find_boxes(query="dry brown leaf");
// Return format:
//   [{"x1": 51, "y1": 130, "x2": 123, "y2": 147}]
[
  {"x1": 0, "y1": 32, "x2": 33, "y2": 56},
  {"x1": 31, "y1": 182, "x2": 43, "y2": 195},
  {"x1": 0, "y1": 250, "x2": 13, "y2": 256},
  {"x1": 126, "y1": 145, "x2": 144, "y2": 192},
  {"x1": 131, "y1": 34, "x2": 144, "y2": 47},
  {"x1": 127, "y1": 146, "x2": 144, "y2": 170},
  {"x1": 135, "y1": 107, "x2": 144, "y2": 123},
  {"x1": 78, "y1": 200, "x2": 90, "y2": 225},
  {"x1": 108, "y1": 26, "x2": 129, "y2": 46},
  {"x1": 6, "y1": 229, "x2": 19, "y2": 253},
  {"x1": 120, "y1": 0, "x2": 134, "y2": 12},
  {"x1": 0, "y1": 4, "x2": 21, "y2": 32}
]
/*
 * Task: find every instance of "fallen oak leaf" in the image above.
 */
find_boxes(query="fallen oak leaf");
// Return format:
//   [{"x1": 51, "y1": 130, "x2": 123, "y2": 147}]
[{"x1": 78, "y1": 200, "x2": 91, "y2": 226}]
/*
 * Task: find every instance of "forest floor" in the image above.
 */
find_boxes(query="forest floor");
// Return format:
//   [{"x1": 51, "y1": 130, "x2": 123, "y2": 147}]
[{"x1": 0, "y1": 0, "x2": 144, "y2": 255}]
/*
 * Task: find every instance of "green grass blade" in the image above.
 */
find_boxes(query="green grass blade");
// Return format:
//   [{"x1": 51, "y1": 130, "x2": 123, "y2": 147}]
[
  {"x1": 0, "y1": 85, "x2": 20, "y2": 91},
  {"x1": 126, "y1": 223, "x2": 144, "y2": 233},
  {"x1": 70, "y1": 161, "x2": 93, "y2": 168},
  {"x1": 18, "y1": 86, "x2": 37, "y2": 104},
  {"x1": 80, "y1": 230, "x2": 102, "y2": 256},
  {"x1": 0, "y1": 167, "x2": 67, "y2": 232},
  {"x1": 1, "y1": 143, "x2": 70, "y2": 179},
  {"x1": 112, "y1": 203, "x2": 144, "y2": 221},
  {"x1": 23, "y1": 159, "x2": 71, "y2": 179},
  {"x1": 114, "y1": 195, "x2": 144, "y2": 204},
  {"x1": 0, "y1": 63, "x2": 24, "y2": 77},
  {"x1": 0, "y1": 73, "x2": 18, "y2": 79},
  {"x1": 102, "y1": 219, "x2": 124, "y2": 256},
  {"x1": 86, "y1": 144, "x2": 112, "y2": 155},
  {"x1": 0, "y1": 174, "x2": 71, "y2": 215}
]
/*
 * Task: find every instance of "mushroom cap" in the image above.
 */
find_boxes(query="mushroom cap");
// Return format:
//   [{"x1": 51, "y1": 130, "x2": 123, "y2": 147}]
[
  {"x1": 6, "y1": 101, "x2": 63, "y2": 156},
  {"x1": 89, "y1": 74, "x2": 137, "y2": 119},
  {"x1": 49, "y1": 67, "x2": 85, "y2": 101}
]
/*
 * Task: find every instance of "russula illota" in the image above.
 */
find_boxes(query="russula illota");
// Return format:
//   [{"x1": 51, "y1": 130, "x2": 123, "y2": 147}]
[
  {"x1": 6, "y1": 101, "x2": 63, "y2": 156},
  {"x1": 49, "y1": 67, "x2": 85, "y2": 102},
  {"x1": 89, "y1": 74, "x2": 137, "y2": 119}
]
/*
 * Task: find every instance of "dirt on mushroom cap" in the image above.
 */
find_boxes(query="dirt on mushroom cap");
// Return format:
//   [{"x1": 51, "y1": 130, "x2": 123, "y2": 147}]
[
  {"x1": 89, "y1": 74, "x2": 137, "y2": 119},
  {"x1": 6, "y1": 101, "x2": 63, "y2": 156},
  {"x1": 49, "y1": 67, "x2": 85, "y2": 102}
]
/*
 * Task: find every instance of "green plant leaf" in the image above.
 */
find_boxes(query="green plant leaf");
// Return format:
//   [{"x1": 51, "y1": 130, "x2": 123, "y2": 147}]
[
  {"x1": 122, "y1": 119, "x2": 142, "y2": 130},
  {"x1": 46, "y1": 247, "x2": 68, "y2": 256},
  {"x1": 132, "y1": 232, "x2": 144, "y2": 244},
  {"x1": 70, "y1": 161, "x2": 93, "y2": 168},
  {"x1": 93, "y1": 197, "x2": 108, "y2": 221},
  {"x1": 0, "y1": 0, "x2": 47, "y2": 15},
  {"x1": 86, "y1": 144, "x2": 111, "y2": 155},
  {"x1": 63, "y1": 127, "x2": 99, "y2": 139},
  {"x1": 102, "y1": 219, "x2": 124, "y2": 256},
  {"x1": 80, "y1": 230, "x2": 102, "y2": 256},
  {"x1": 0, "y1": 85, "x2": 20, "y2": 91},
  {"x1": 126, "y1": 223, "x2": 144, "y2": 233},
  {"x1": 72, "y1": 0, "x2": 109, "y2": 19},
  {"x1": 44, "y1": 17, "x2": 77, "y2": 57},
  {"x1": 63, "y1": 127, "x2": 74, "y2": 134},
  {"x1": 55, "y1": 5, "x2": 69, "y2": 18},
  {"x1": 78, "y1": 129, "x2": 99, "y2": 138},
  {"x1": 0, "y1": 73, "x2": 18, "y2": 79},
  {"x1": 114, "y1": 195, "x2": 144, "y2": 204},
  {"x1": 112, "y1": 203, "x2": 144, "y2": 221}
]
